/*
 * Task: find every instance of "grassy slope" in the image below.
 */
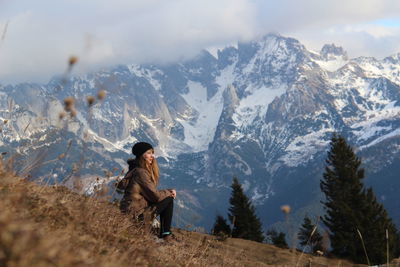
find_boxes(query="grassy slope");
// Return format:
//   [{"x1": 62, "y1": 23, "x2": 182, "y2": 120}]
[{"x1": 0, "y1": 168, "x2": 368, "y2": 267}]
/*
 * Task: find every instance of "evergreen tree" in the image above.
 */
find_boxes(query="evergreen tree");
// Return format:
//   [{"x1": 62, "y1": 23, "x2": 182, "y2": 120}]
[
  {"x1": 211, "y1": 215, "x2": 231, "y2": 236},
  {"x1": 266, "y1": 229, "x2": 288, "y2": 249},
  {"x1": 228, "y1": 177, "x2": 264, "y2": 242},
  {"x1": 320, "y1": 134, "x2": 399, "y2": 264},
  {"x1": 298, "y1": 215, "x2": 323, "y2": 254}
]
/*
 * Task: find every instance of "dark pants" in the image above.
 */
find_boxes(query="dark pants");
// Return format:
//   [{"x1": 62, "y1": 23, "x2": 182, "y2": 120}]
[{"x1": 152, "y1": 196, "x2": 174, "y2": 237}]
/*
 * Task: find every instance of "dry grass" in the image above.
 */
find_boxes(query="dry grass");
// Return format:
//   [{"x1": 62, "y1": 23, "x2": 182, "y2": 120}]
[
  {"x1": 0, "y1": 163, "x2": 373, "y2": 267},
  {"x1": 0, "y1": 168, "x2": 151, "y2": 266}
]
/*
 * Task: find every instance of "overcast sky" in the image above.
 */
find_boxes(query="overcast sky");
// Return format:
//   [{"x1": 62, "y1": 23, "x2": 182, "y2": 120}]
[{"x1": 1, "y1": 0, "x2": 400, "y2": 84}]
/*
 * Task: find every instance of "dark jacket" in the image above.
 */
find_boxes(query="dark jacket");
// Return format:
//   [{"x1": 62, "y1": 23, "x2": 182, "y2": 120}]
[{"x1": 120, "y1": 160, "x2": 172, "y2": 216}]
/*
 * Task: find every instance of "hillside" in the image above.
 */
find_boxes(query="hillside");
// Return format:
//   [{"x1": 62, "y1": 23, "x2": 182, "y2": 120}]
[{"x1": 0, "y1": 163, "x2": 373, "y2": 267}]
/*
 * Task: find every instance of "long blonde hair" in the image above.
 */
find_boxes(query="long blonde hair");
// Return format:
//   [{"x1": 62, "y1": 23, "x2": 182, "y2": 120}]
[{"x1": 137, "y1": 149, "x2": 159, "y2": 184}]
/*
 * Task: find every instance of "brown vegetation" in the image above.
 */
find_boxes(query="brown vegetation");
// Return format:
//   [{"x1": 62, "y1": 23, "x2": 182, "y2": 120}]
[{"x1": 0, "y1": 163, "x2": 370, "y2": 267}]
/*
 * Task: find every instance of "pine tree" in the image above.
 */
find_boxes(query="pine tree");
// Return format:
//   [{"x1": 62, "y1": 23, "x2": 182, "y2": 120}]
[
  {"x1": 211, "y1": 215, "x2": 231, "y2": 236},
  {"x1": 298, "y1": 215, "x2": 323, "y2": 254},
  {"x1": 320, "y1": 134, "x2": 399, "y2": 264},
  {"x1": 228, "y1": 177, "x2": 264, "y2": 242},
  {"x1": 266, "y1": 229, "x2": 288, "y2": 249}
]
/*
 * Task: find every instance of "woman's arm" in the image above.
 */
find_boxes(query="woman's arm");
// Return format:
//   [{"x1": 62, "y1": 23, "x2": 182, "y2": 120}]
[{"x1": 135, "y1": 169, "x2": 172, "y2": 203}]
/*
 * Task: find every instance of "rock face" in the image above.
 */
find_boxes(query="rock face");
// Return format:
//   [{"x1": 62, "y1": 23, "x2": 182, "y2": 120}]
[{"x1": 1, "y1": 33, "x2": 400, "y2": 230}]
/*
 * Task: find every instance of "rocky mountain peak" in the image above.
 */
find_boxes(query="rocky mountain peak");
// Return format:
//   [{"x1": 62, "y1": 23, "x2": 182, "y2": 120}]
[
  {"x1": 320, "y1": 43, "x2": 348, "y2": 61},
  {"x1": 384, "y1": 52, "x2": 400, "y2": 64}
]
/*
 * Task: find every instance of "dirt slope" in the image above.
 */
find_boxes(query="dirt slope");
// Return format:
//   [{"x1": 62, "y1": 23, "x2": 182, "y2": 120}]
[{"x1": 0, "y1": 168, "x2": 371, "y2": 267}]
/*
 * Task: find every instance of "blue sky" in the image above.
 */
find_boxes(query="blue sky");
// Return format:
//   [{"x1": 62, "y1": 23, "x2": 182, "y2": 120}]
[
  {"x1": 373, "y1": 18, "x2": 400, "y2": 27},
  {"x1": 1, "y1": 0, "x2": 400, "y2": 84}
]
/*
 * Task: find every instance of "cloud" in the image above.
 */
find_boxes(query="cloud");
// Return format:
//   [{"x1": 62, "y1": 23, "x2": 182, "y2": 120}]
[
  {"x1": 0, "y1": 0, "x2": 400, "y2": 84},
  {"x1": 290, "y1": 24, "x2": 400, "y2": 59},
  {"x1": 254, "y1": 0, "x2": 400, "y2": 31},
  {"x1": 0, "y1": 0, "x2": 258, "y2": 84}
]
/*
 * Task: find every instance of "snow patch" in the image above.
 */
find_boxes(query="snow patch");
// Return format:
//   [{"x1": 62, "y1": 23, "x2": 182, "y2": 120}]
[
  {"x1": 251, "y1": 187, "x2": 269, "y2": 204},
  {"x1": 356, "y1": 57, "x2": 400, "y2": 85},
  {"x1": 215, "y1": 63, "x2": 236, "y2": 87},
  {"x1": 315, "y1": 58, "x2": 348, "y2": 72},
  {"x1": 178, "y1": 81, "x2": 224, "y2": 152},
  {"x1": 354, "y1": 124, "x2": 392, "y2": 142},
  {"x1": 86, "y1": 128, "x2": 137, "y2": 153},
  {"x1": 233, "y1": 85, "x2": 286, "y2": 128},
  {"x1": 281, "y1": 129, "x2": 332, "y2": 167},
  {"x1": 359, "y1": 128, "x2": 400, "y2": 150},
  {"x1": 127, "y1": 64, "x2": 163, "y2": 91}
]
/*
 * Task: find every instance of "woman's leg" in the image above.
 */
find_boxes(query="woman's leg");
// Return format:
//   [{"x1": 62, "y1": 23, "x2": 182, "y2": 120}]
[{"x1": 153, "y1": 197, "x2": 174, "y2": 237}]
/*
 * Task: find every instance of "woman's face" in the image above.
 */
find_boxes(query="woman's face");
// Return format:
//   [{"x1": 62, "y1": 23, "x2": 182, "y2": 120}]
[{"x1": 143, "y1": 149, "x2": 155, "y2": 165}]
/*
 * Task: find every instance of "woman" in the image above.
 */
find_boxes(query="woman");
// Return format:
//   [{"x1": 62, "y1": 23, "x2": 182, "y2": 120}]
[{"x1": 120, "y1": 142, "x2": 177, "y2": 240}]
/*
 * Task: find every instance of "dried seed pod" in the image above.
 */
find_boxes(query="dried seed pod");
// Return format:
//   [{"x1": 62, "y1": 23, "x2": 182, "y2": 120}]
[
  {"x1": 63, "y1": 97, "x2": 75, "y2": 112},
  {"x1": 280, "y1": 205, "x2": 291, "y2": 214},
  {"x1": 70, "y1": 109, "x2": 77, "y2": 117},
  {"x1": 97, "y1": 90, "x2": 106, "y2": 100},
  {"x1": 86, "y1": 95, "x2": 95, "y2": 106},
  {"x1": 68, "y1": 56, "x2": 78, "y2": 66},
  {"x1": 59, "y1": 112, "x2": 66, "y2": 120}
]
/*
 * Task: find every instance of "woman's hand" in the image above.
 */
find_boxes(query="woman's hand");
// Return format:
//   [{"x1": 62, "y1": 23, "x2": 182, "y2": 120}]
[{"x1": 170, "y1": 189, "x2": 177, "y2": 199}]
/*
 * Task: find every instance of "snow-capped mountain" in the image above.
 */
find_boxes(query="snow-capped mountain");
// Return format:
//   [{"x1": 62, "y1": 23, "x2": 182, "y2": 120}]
[{"x1": 1, "y1": 33, "x2": 399, "y2": 230}]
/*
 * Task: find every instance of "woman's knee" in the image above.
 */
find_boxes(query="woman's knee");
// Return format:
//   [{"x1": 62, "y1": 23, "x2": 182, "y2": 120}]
[
  {"x1": 160, "y1": 196, "x2": 173, "y2": 203},
  {"x1": 164, "y1": 196, "x2": 174, "y2": 207}
]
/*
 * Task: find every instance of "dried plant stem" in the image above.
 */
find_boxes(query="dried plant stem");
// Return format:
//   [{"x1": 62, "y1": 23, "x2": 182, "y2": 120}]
[
  {"x1": 284, "y1": 213, "x2": 297, "y2": 265},
  {"x1": 19, "y1": 150, "x2": 48, "y2": 177},
  {"x1": 185, "y1": 237, "x2": 203, "y2": 267},
  {"x1": 356, "y1": 228, "x2": 370, "y2": 266},
  {"x1": 386, "y1": 229, "x2": 390, "y2": 267},
  {"x1": 109, "y1": 181, "x2": 119, "y2": 200},
  {"x1": 296, "y1": 225, "x2": 317, "y2": 267},
  {"x1": 37, "y1": 174, "x2": 55, "y2": 194},
  {"x1": 1, "y1": 21, "x2": 9, "y2": 42},
  {"x1": 23, "y1": 122, "x2": 31, "y2": 134},
  {"x1": 199, "y1": 242, "x2": 210, "y2": 259}
]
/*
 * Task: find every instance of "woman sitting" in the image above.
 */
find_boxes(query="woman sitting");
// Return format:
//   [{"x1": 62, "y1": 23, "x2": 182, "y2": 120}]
[{"x1": 120, "y1": 142, "x2": 176, "y2": 240}]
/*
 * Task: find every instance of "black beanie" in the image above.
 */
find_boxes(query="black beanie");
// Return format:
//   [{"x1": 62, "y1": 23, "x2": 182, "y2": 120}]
[{"x1": 132, "y1": 142, "x2": 153, "y2": 157}]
